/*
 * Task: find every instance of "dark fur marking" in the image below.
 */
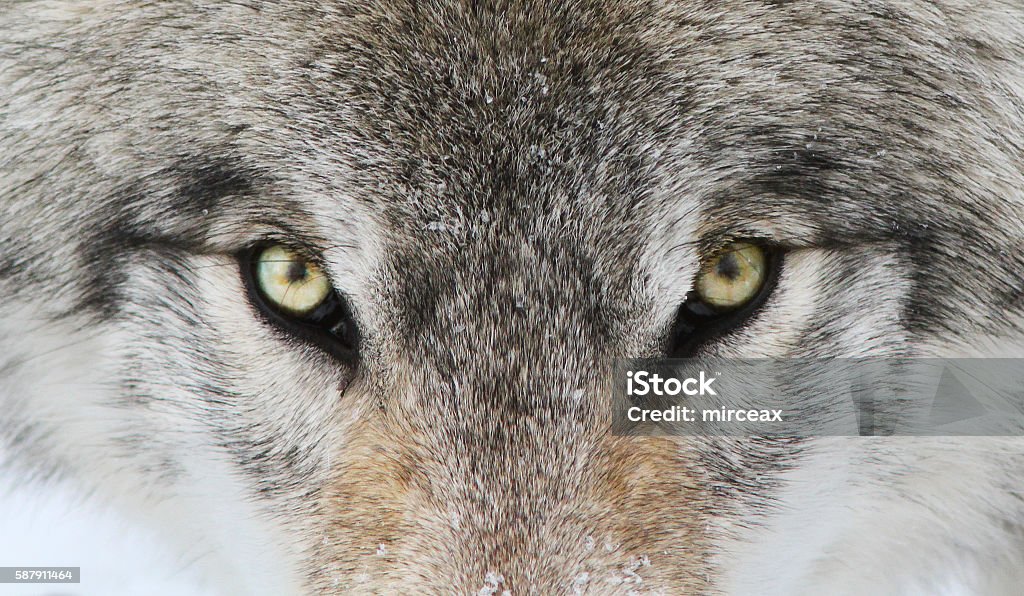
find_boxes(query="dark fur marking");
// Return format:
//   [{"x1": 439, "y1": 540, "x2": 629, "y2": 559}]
[
  {"x1": 76, "y1": 157, "x2": 256, "y2": 317},
  {"x1": 173, "y1": 158, "x2": 255, "y2": 229}
]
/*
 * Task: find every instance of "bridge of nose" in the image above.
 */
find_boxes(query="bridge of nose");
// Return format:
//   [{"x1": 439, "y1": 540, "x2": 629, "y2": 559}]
[
  {"x1": 318, "y1": 393, "x2": 710, "y2": 592},
  {"x1": 312, "y1": 239, "x2": 711, "y2": 592},
  {"x1": 391, "y1": 229, "x2": 627, "y2": 352}
]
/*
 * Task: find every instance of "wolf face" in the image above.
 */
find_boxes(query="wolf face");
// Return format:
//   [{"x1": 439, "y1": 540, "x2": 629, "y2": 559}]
[{"x1": 2, "y1": 1, "x2": 1024, "y2": 594}]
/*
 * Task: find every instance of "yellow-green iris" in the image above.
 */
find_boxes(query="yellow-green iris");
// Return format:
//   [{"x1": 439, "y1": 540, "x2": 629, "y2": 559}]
[
  {"x1": 695, "y1": 243, "x2": 768, "y2": 310},
  {"x1": 255, "y1": 245, "x2": 331, "y2": 316}
]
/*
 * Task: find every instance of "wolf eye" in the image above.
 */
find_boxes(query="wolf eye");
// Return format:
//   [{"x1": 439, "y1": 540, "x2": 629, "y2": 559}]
[
  {"x1": 241, "y1": 244, "x2": 359, "y2": 361},
  {"x1": 255, "y1": 245, "x2": 331, "y2": 315},
  {"x1": 695, "y1": 243, "x2": 767, "y2": 311},
  {"x1": 668, "y1": 242, "x2": 780, "y2": 357}
]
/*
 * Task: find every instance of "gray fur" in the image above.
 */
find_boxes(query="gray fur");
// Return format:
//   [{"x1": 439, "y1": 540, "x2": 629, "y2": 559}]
[{"x1": 2, "y1": 1, "x2": 1024, "y2": 594}]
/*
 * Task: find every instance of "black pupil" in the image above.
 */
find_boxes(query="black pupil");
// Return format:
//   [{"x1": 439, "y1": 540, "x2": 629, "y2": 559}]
[
  {"x1": 286, "y1": 260, "x2": 307, "y2": 283},
  {"x1": 714, "y1": 252, "x2": 742, "y2": 281}
]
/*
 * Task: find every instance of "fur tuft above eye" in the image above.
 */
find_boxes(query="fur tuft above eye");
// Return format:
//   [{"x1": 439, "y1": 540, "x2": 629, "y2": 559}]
[
  {"x1": 241, "y1": 245, "x2": 360, "y2": 362},
  {"x1": 668, "y1": 242, "x2": 781, "y2": 357}
]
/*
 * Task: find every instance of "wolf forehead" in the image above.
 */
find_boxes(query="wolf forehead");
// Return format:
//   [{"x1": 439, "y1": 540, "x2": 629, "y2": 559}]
[
  {"x1": 6, "y1": 1, "x2": 1012, "y2": 326},
  {"x1": 268, "y1": 0, "x2": 863, "y2": 228},
  {"x1": 142, "y1": 0, "x2": 940, "y2": 247}
]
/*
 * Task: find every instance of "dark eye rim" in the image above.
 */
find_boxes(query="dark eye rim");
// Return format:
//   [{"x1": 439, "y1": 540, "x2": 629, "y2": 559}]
[
  {"x1": 668, "y1": 243, "x2": 784, "y2": 358},
  {"x1": 239, "y1": 244, "x2": 360, "y2": 364}
]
